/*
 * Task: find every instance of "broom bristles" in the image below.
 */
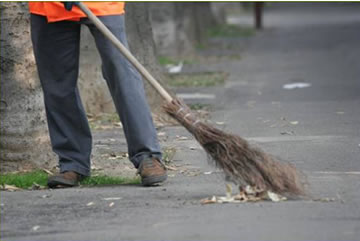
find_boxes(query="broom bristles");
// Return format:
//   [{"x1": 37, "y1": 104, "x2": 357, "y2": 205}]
[{"x1": 163, "y1": 98, "x2": 305, "y2": 196}]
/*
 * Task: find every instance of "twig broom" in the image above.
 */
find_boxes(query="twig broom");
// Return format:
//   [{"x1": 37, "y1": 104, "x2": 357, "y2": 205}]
[{"x1": 78, "y1": 3, "x2": 305, "y2": 196}]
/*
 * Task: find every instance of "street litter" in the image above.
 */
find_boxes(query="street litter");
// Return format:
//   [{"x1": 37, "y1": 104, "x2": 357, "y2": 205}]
[
  {"x1": 86, "y1": 202, "x2": 95, "y2": 206},
  {"x1": 283, "y1": 82, "x2": 311, "y2": 89},
  {"x1": 290, "y1": 121, "x2": 299, "y2": 125},
  {"x1": 102, "y1": 197, "x2": 122, "y2": 201},
  {"x1": 1, "y1": 184, "x2": 21, "y2": 191},
  {"x1": 203, "y1": 171, "x2": 213, "y2": 175},
  {"x1": 166, "y1": 62, "x2": 183, "y2": 74},
  {"x1": 201, "y1": 185, "x2": 287, "y2": 205},
  {"x1": 165, "y1": 165, "x2": 177, "y2": 171},
  {"x1": 32, "y1": 226, "x2": 40, "y2": 231},
  {"x1": 31, "y1": 182, "x2": 46, "y2": 190},
  {"x1": 312, "y1": 197, "x2": 336, "y2": 202},
  {"x1": 109, "y1": 202, "x2": 115, "y2": 207},
  {"x1": 157, "y1": 132, "x2": 166, "y2": 137},
  {"x1": 176, "y1": 135, "x2": 189, "y2": 140}
]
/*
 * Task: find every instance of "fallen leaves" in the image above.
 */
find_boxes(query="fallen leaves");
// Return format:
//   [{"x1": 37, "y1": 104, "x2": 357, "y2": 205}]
[
  {"x1": 200, "y1": 185, "x2": 287, "y2": 205},
  {"x1": 32, "y1": 225, "x2": 40, "y2": 231},
  {"x1": 280, "y1": 130, "x2": 295, "y2": 135},
  {"x1": 102, "y1": 197, "x2": 122, "y2": 201},
  {"x1": 1, "y1": 184, "x2": 21, "y2": 191},
  {"x1": 312, "y1": 197, "x2": 336, "y2": 202},
  {"x1": 86, "y1": 202, "x2": 95, "y2": 206}
]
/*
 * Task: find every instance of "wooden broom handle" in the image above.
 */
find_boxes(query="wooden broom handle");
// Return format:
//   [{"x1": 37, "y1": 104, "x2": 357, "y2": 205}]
[{"x1": 77, "y1": 2, "x2": 173, "y2": 103}]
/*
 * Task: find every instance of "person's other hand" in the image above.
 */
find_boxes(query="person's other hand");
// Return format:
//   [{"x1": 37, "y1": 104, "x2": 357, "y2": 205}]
[{"x1": 62, "y1": 2, "x2": 79, "y2": 11}]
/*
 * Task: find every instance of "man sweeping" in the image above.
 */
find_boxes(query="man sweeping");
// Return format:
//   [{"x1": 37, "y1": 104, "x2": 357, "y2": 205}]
[{"x1": 29, "y1": 2, "x2": 167, "y2": 188}]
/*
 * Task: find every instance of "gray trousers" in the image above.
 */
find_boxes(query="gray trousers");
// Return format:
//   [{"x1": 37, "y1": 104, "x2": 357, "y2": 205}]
[{"x1": 30, "y1": 14, "x2": 161, "y2": 176}]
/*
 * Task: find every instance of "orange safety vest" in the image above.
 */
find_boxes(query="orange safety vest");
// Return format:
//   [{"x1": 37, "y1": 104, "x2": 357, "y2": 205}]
[{"x1": 29, "y1": 2, "x2": 125, "y2": 23}]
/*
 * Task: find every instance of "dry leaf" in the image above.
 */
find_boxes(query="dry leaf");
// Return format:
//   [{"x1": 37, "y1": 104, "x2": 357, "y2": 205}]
[
  {"x1": 313, "y1": 197, "x2": 336, "y2": 202},
  {"x1": 114, "y1": 122, "x2": 123, "y2": 127},
  {"x1": 265, "y1": 191, "x2": 287, "y2": 202},
  {"x1": 200, "y1": 196, "x2": 217, "y2": 205},
  {"x1": 176, "y1": 136, "x2": 189, "y2": 141},
  {"x1": 2, "y1": 184, "x2": 21, "y2": 191},
  {"x1": 157, "y1": 132, "x2": 166, "y2": 137},
  {"x1": 41, "y1": 168, "x2": 54, "y2": 175},
  {"x1": 215, "y1": 121, "x2": 225, "y2": 125},
  {"x1": 290, "y1": 121, "x2": 299, "y2": 125},
  {"x1": 103, "y1": 197, "x2": 122, "y2": 201},
  {"x1": 32, "y1": 226, "x2": 40, "y2": 231},
  {"x1": 165, "y1": 165, "x2": 177, "y2": 171},
  {"x1": 31, "y1": 182, "x2": 46, "y2": 190}
]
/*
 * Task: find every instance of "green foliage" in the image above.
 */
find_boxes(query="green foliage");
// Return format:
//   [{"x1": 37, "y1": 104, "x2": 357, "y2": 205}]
[
  {"x1": 158, "y1": 56, "x2": 178, "y2": 66},
  {"x1": 0, "y1": 170, "x2": 48, "y2": 188},
  {"x1": 208, "y1": 24, "x2": 255, "y2": 38},
  {"x1": 167, "y1": 72, "x2": 228, "y2": 87},
  {"x1": 80, "y1": 175, "x2": 140, "y2": 186},
  {"x1": 0, "y1": 170, "x2": 140, "y2": 189},
  {"x1": 158, "y1": 56, "x2": 197, "y2": 66}
]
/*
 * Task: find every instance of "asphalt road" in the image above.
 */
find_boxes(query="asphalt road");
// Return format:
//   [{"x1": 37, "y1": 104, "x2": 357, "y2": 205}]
[{"x1": 1, "y1": 3, "x2": 360, "y2": 241}]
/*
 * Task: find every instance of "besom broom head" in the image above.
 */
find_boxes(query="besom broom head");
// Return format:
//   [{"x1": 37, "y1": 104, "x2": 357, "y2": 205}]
[{"x1": 164, "y1": 98, "x2": 305, "y2": 196}]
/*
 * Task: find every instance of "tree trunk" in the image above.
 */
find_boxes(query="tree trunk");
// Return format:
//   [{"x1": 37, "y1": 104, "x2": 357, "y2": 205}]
[
  {"x1": 78, "y1": 27, "x2": 115, "y2": 114},
  {"x1": 186, "y1": 2, "x2": 217, "y2": 46},
  {"x1": 149, "y1": 3, "x2": 194, "y2": 57},
  {"x1": 210, "y1": 3, "x2": 227, "y2": 26},
  {"x1": 0, "y1": 2, "x2": 56, "y2": 172},
  {"x1": 125, "y1": 3, "x2": 171, "y2": 117}
]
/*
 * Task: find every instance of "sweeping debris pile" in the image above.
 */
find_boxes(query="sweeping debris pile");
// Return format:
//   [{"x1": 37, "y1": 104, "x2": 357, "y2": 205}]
[{"x1": 200, "y1": 185, "x2": 287, "y2": 205}]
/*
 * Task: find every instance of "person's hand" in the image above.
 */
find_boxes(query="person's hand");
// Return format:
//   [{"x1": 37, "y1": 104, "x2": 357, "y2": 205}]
[{"x1": 61, "y1": 2, "x2": 79, "y2": 11}]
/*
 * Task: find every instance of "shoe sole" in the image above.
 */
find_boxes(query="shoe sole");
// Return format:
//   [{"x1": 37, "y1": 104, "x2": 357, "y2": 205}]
[
  {"x1": 48, "y1": 176, "x2": 79, "y2": 188},
  {"x1": 141, "y1": 174, "x2": 167, "y2": 186}
]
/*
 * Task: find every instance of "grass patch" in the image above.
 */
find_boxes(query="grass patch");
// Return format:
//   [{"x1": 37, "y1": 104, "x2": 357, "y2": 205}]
[
  {"x1": 162, "y1": 147, "x2": 177, "y2": 165},
  {"x1": 158, "y1": 56, "x2": 197, "y2": 66},
  {"x1": 167, "y1": 72, "x2": 228, "y2": 87},
  {"x1": 0, "y1": 170, "x2": 48, "y2": 189},
  {"x1": 81, "y1": 175, "x2": 140, "y2": 186},
  {"x1": 208, "y1": 24, "x2": 255, "y2": 38},
  {"x1": 158, "y1": 56, "x2": 178, "y2": 66},
  {"x1": 0, "y1": 170, "x2": 140, "y2": 189}
]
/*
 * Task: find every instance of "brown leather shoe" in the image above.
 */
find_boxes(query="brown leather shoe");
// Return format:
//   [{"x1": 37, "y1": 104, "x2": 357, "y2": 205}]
[
  {"x1": 47, "y1": 171, "x2": 84, "y2": 188},
  {"x1": 138, "y1": 157, "x2": 167, "y2": 186}
]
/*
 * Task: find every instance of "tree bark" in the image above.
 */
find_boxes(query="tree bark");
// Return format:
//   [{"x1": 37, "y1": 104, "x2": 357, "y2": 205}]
[
  {"x1": 125, "y1": 3, "x2": 171, "y2": 117},
  {"x1": 0, "y1": 2, "x2": 56, "y2": 172},
  {"x1": 186, "y1": 3, "x2": 217, "y2": 46},
  {"x1": 78, "y1": 27, "x2": 115, "y2": 114},
  {"x1": 149, "y1": 3, "x2": 194, "y2": 57}
]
